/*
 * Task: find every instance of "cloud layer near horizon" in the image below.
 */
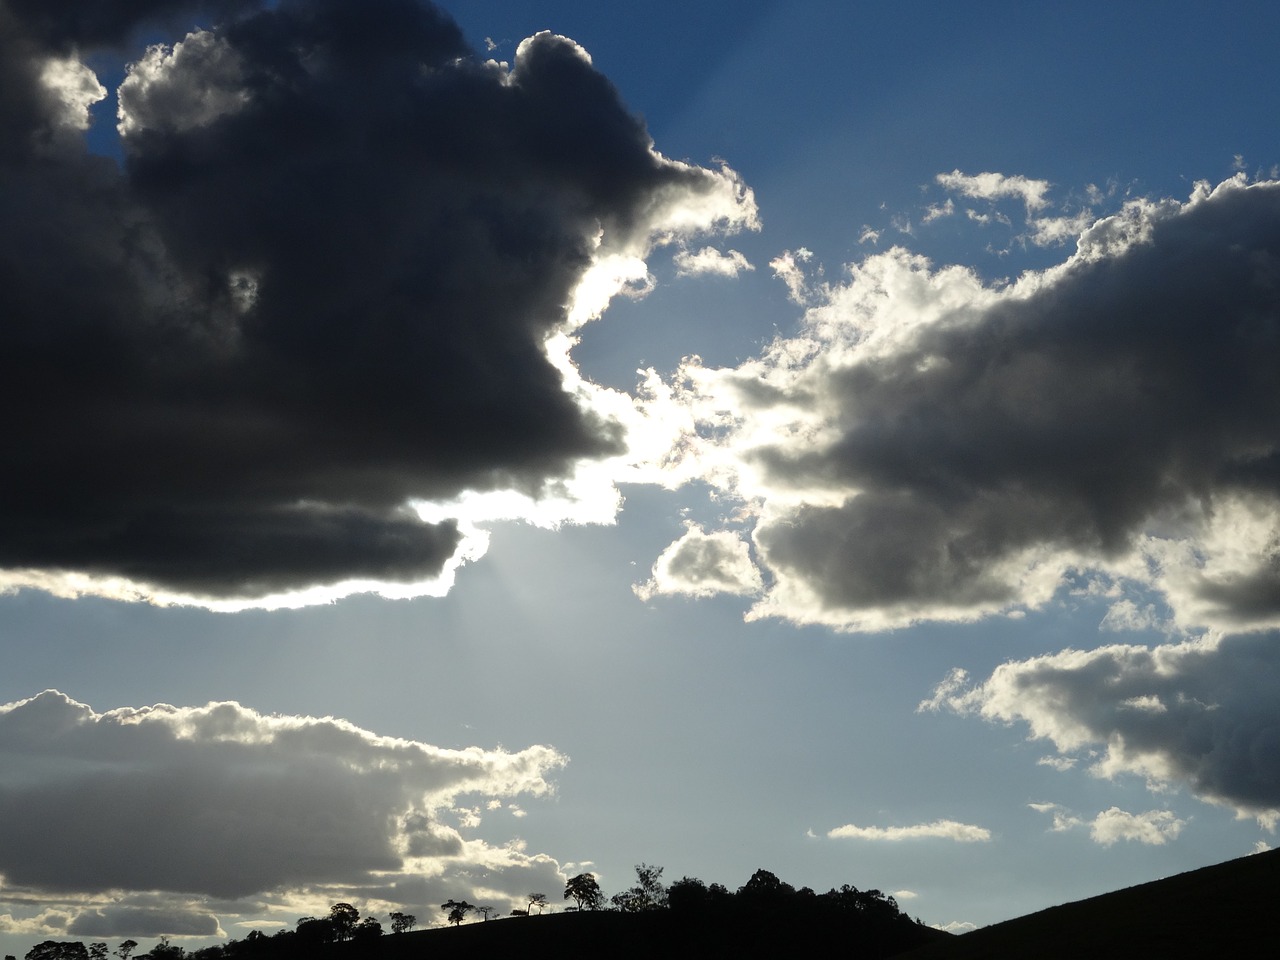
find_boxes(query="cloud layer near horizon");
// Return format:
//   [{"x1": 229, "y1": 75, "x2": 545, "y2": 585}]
[
  {"x1": 0, "y1": 690, "x2": 568, "y2": 937},
  {"x1": 0, "y1": 0, "x2": 754, "y2": 607},
  {"x1": 645, "y1": 176, "x2": 1280, "y2": 634}
]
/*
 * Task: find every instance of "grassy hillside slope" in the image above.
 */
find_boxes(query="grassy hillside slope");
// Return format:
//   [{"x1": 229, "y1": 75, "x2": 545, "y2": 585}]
[{"x1": 896, "y1": 846, "x2": 1280, "y2": 960}]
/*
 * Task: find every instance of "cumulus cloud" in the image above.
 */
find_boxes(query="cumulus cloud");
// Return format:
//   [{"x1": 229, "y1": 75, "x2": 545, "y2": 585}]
[
  {"x1": 646, "y1": 176, "x2": 1280, "y2": 633},
  {"x1": 0, "y1": 0, "x2": 757, "y2": 608},
  {"x1": 826, "y1": 820, "x2": 992, "y2": 842},
  {"x1": 633, "y1": 522, "x2": 762, "y2": 600},
  {"x1": 925, "y1": 632, "x2": 1280, "y2": 826},
  {"x1": 0, "y1": 690, "x2": 569, "y2": 936},
  {"x1": 1089, "y1": 807, "x2": 1186, "y2": 846}
]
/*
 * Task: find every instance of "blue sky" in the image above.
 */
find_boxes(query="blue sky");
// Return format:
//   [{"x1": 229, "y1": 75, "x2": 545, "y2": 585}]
[{"x1": 3, "y1": 0, "x2": 1280, "y2": 953}]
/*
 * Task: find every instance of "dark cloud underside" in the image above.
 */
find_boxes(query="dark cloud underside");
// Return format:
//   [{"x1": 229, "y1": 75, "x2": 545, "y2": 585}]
[
  {"x1": 0, "y1": 0, "x2": 732, "y2": 599},
  {"x1": 737, "y1": 182, "x2": 1280, "y2": 627}
]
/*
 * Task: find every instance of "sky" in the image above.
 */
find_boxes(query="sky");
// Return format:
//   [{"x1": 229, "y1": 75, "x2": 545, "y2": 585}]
[{"x1": 3, "y1": 0, "x2": 1280, "y2": 951}]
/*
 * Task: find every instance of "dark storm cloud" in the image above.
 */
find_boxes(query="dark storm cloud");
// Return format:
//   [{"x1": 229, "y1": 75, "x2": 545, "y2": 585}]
[
  {"x1": 0, "y1": 0, "x2": 749, "y2": 601},
  {"x1": 69, "y1": 906, "x2": 219, "y2": 938},
  {"x1": 0, "y1": 691, "x2": 566, "y2": 899},
  {"x1": 671, "y1": 179, "x2": 1280, "y2": 629},
  {"x1": 2, "y1": 1, "x2": 258, "y2": 48},
  {"x1": 925, "y1": 631, "x2": 1280, "y2": 821}
]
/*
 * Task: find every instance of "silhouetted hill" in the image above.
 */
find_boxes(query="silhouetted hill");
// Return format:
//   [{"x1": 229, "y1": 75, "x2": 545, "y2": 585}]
[
  {"x1": 330, "y1": 908, "x2": 946, "y2": 960},
  {"x1": 895, "y1": 846, "x2": 1280, "y2": 960}
]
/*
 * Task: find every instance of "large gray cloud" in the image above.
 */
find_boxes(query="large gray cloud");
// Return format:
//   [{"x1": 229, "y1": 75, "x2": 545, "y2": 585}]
[
  {"x1": 0, "y1": 690, "x2": 567, "y2": 902},
  {"x1": 922, "y1": 631, "x2": 1280, "y2": 825},
  {"x1": 653, "y1": 177, "x2": 1280, "y2": 631},
  {"x1": 0, "y1": 0, "x2": 754, "y2": 604}
]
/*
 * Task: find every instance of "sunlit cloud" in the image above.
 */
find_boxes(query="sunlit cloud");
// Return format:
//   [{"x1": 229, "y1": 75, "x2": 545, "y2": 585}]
[
  {"x1": 1089, "y1": 807, "x2": 1186, "y2": 847},
  {"x1": 640, "y1": 176, "x2": 1280, "y2": 634}
]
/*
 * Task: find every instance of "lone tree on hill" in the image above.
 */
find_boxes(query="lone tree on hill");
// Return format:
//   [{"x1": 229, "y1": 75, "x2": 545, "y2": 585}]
[
  {"x1": 527, "y1": 893, "x2": 548, "y2": 915},
  {"x1": 564, "y1": 873, "x2": 604, "y2": 911},
  {"x1": 441, "y1": 900, "x2": 474, "y2": 926}
]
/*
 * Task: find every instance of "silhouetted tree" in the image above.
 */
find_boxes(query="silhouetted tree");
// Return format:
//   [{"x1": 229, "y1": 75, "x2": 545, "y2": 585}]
[
  {"x1": 526, "y1": 893, "x2": 548, "y2": 915},
  {"x1": 87, "y1": 945, "x2": 107, "y2": 960},
  {"x1": 114, "y1": 944, "x2": 137, "y2": 960},
  {"x1": 738, "y1": 868, "x2": 795, "y2": 900},
  {"x1": 441, "y1": 900, "x2": 473, "y2": 926},
  {"x1": 388, "y1": 912, "x2": 416, "y2": 934},
  {"x1": 327, "y1": 903, "x2": 360, "y2": 941},
  {"x1": 353, "y1": 918, "x2": 382, "y2": 943},
  {"x1": 476, "y1": 906, "x2": 496, "y2": 922},
  {"x1": 611, "y1": 863, "x2": 667, "y2": 912},
  {"x1": 564, "y1": 873, "x2": 604, "y2": 912},
  {"x1": 145, "y1": 938, "x2": 184, "y2": 960},
  {"x1": 293, "y1": 918, "x2": 335, "y2": 946},
  {"x1": 667, "y1": 876, "x2": 709, "y2": 915}
]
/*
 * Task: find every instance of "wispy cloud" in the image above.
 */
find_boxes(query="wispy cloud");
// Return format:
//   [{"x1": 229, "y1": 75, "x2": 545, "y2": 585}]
[
  {"x1": 936, "y1": 169, "x2": 1052, "y2": 212},
  {"x1": 827, "y1": 820, "x2": 991, "y2": 842},
  {"x1": 673, "y1": 246, "x2": 755, "y2": 278}
]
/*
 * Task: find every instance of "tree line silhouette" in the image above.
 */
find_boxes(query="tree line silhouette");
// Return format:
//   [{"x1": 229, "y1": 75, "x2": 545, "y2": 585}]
[{"x1": 17, "y1": 864, "x2": 936, "y2": 960}]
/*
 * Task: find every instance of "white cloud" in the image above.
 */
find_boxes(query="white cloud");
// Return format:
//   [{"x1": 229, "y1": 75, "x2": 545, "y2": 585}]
[
  {"x1": 1055, "y1": 810, "x2": 1087, "y2": 831},
  {"x1": 924, "y1": 632, "x2": 1280, "y2": 826},
  {"x1": 1028, "y1": 802, "x2": 1084, "y2": 833},
  {"x1": 634, "y1": 522, "x2": 763, "y2": 600},
  {"x1": 769, "y1": 247, "x2": 815, "y2": 304},
  {"x1": 0, "y1": 691, "x2": 571, "y2": 937},
  {"x1": 936, "y1": 169, "x2": 1052, "y2": 212},
  {"x1": 921, "y1": 198, "x2": 955, "y2": 223},
  {"x1": 40, "y1": 56, "x2": 107, "y2": 131},
  {"x1": 933, "y1": 920, "x2": 977, "y2": 933},
  {"x1": 892, "y1": 889, "x2": 919, "y2": 900},
  {"x1": 1028, "y1": 209, "x2": 1097, "y2": 246},
  {"x1": 1089, "y1": 807, "x2": 1185, "y2": 846},
  {"x1": 1037, "y1": 756, "x2": 1078, "y2": 771},
  {"x1": 673, "y1": 246, "x2": 754, "y2": 278},
  {"x1": 827, "y1": 819, "x2": 991, "y2": 842},
  {"x1": 118, "y1": 31, "x2": 251, "y2": 136}
]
